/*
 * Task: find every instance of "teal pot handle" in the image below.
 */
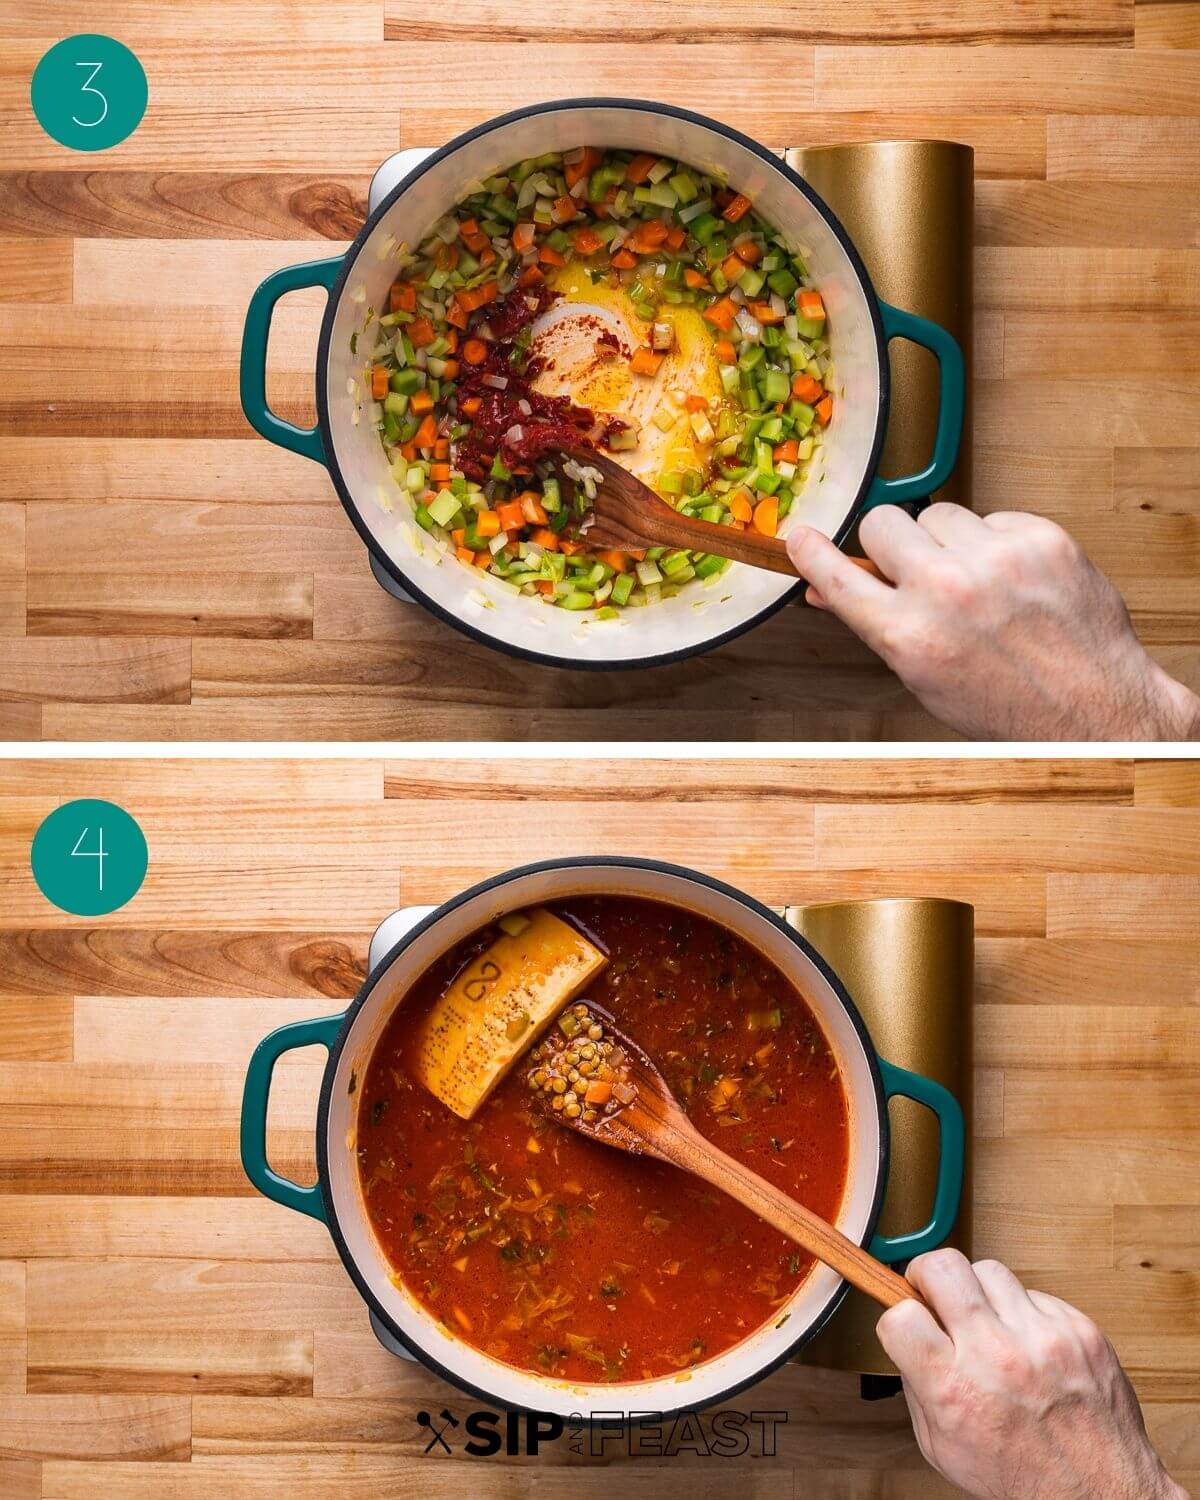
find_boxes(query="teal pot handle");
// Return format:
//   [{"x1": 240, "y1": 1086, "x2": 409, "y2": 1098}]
[
  {"x1": 862, "y1": 302, "x2": 965, "y2": 510},
  {"x1": 240, "y1": 1012, "x2": 344, "y2": 1222},
  {"x1": 240, "y1": 255, "x2": 342, "y2": 463},
  {"x1": 869, "y1": 1058, "x2": 965, "y2": 1264}
]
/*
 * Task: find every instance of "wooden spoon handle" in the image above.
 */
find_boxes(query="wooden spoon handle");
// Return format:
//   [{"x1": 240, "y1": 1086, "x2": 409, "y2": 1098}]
[{"x1": 662, "y1": 1120, "x2": 921, "y2": 1310}]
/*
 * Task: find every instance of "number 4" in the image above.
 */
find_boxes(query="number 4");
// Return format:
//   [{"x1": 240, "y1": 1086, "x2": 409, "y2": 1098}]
[
  {"x1": 72, "y1": 61, "x2": 108, "y2": 129},
  {"x1": 71, "y1": 825, "x2": 107, "y2": 891}
]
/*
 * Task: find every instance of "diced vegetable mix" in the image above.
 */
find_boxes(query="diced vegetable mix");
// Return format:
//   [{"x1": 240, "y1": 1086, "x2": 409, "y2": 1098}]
[
  {"x1": 355, "y1": 896, "x2": 850, "y2": 1385},
  {"x1": 354, "y1": 147, "x2": 836, "y2": 614}
]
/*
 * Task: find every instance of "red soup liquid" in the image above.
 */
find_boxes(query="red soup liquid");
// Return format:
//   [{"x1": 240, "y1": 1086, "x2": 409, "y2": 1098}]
[{"x1": 355, "y1": 896, "x2": 850, "y2": 1384}]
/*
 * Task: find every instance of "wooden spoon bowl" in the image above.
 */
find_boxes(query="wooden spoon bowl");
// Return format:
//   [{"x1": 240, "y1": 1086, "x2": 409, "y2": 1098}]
[{"x1": 527, "y1": 1000, "x2": 922, "y2": 1312}]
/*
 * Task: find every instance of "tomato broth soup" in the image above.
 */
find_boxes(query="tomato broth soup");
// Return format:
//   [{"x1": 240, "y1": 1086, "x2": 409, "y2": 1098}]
[{"x1": 356, "y1": 896, "x2": 850, "y2": 1384}]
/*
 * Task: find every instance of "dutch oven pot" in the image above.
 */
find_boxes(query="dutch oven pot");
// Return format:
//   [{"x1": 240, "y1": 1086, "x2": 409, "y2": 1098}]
[
  {"x1": 241, "y1": 99, "x2": 964, "y2": 671},
  {"x1": 241, "y1": 858, "x2": 964, "y2": 1418}
]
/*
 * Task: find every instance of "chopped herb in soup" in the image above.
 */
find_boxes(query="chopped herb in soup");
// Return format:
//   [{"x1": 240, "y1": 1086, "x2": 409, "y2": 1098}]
[
  {"x1": 353, "y1": 146, "x2": 835, "y2": 615},
  {"x1": 356, "y1": 896, "x2": 850, "y2": 1384}
]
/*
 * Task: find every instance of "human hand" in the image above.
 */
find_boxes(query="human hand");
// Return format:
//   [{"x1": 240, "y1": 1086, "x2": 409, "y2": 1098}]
[
  {"x1": 877, "y1": 1250, "x2": 1186, "y2": 1500},
  {"x1": 786, "y1": 506, "x2": 1200, "y2": 741}
]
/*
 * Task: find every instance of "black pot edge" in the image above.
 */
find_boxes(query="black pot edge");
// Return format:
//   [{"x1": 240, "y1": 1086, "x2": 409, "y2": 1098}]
[
  {"x1": 313, "y1": 97, "x2": 891, "y2": 673},
  {"x1": 314, "y1": 856, "x2": 892, "y2": 1423}
]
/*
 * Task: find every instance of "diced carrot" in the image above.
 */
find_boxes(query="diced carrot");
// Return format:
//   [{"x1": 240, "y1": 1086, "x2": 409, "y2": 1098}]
[
  {"x1": 409, "y1": 317, "x2": 435, "y2": 347},
  {"x1": 496, "y1": 501, "x2": 526, "y2": 532},
  {"x1": 791, "y1": 373, "x2": 824, "y2": 404},
  {"x1": 752, "y1": 495, "x2": 778, "y2": 537},
  {"x1": 450, "y1": 528, "x2": 465, "y2": 545},
  {"x1": 564, "y1": 146, "x2": 602, "y2": 189},
  {"x1": 461, "y1": 338, "x2": 488, "y2": 366},
  {"x1": 478, "y1": 243, "x2": 497, "y2": 267},
  {"x1": 433, "y1": 437, "x2": 450, "y2": 460},
  {"x1": 734, "y1": 238, "x2": 762, "y2": 264},
  {"x1": 389, "y1": 281, "x2": 416, "y2": 313},
  {"x1": 435, "y1": 242, "x2": 459, "y2": 272},
  {"x1": 610, "y1": 248, "x2": 638, "y2": 270},
  {"x1": 773, "y1": 438, "x2": 799, "y2": 464},
  {"x1": 459, "y1": 394, "x2": 482, "y2": 417},
  {"x1": 729, "y1": 518, "x2": 747, "y2": 531},
  {"x1": 399, "y1": 440, "x2": 417, "y2": 462},
  {"x1": 596, "y1": 550, "x2": 628, "y2": 572},
  {"x1": 429, "y1": 462, "x2": 451, "y2": 483},
  {"x1": 455, "y1": 546, "x2": 475, "y2": 566},
  {"x1": 684, "y1": 394, "x2": 709, "y2": 413},
  {"x1": 414, "y1": 414, "x2": 438, "y2": 448},
  {"x1": 518, "y1": 264, "x2": 545, "y2": 288},
  {"x1": 551, "y1": 195, "x2": 577, "y2": 224},
  {"x1": 410, "y1": 388, "x2": 434, "y2": 416},
  {"x1": 458, "y1": 280, "x2": 499, "y2": 313},
  {"x1": 512, "y1": 222, "x2": 537, "y2": 255},
  {"x1": 530, "y1": 527, "x2": 560, "y2": 551},
  {"x1": 519, "y1": 491, "x2": 549, "y2": 526},
  {"x1": 439, "y1": 359, "x2": 460, "y2": 381},
  {"x1": 446, "y1": 296, "x2": 469, "y2": 330},
  {"x1": 461, "y1": 230, "x2": 489, "y2": 255},
  {"x1": 475, "y1": 509, "x2": 501, "y2": 538},
  {"x1": 458, "y1": 218, "x2": 479, "y2": 238},
  {"x1": 722, "y1": 192, "x2": 753, "y2": 223},
  {"x1": 571, "y1": 225, "x2": 603, "y2": 256},
  {"x1": 584, "y1": 1080, "x2": 612, "y2": 1106},
  {"x1": 473, "y1": 550, "x2": 491, "y2": 568},
  {"x1": 714, "y1": 338, "x2": 736, "y2": 365},
  {"x1": 722, "y1": 253, "x2": 746, "y2": 283},
  {"x1": 445, "y1": 329, "x2": 459, "y2": 353},
  {"x1": 628, "y1": 219, "x2": 669, "y2": 252},
  {"x1": 535, "y1": 579, "x2": 556, "y2": 595},
  {"x1": 748, "y1": 299, "x2": 784, "y2": 325},
  {"x1": 703, "y1": 296, "x2": 737, "y2": 331},
  {"x1": 665, "y1": 224, "x2": 686, "y2": 250},
  {"x1": 370, "y1": 364, "x2": 389, "y2": 400},
  {"x1": 729, "y1": 489, "x2": 754, "y2": 524},
  {"x1": 683, "y1": 268, "x2": 709, "y2": 290},
  {"x1": 630, "y1": 347, "x2": 664, "y2": 377},
  {"x1": 815, "y1": 395, "x2": 834, "y2": 425},
  {"x1": 798, "y1": 289, "x2": 825, "y2": 321},
  {"x1": 559, "y1": 538, "x2": 587, "y2": 556},
  {"x1": 624, "y1": 153, "x2": 659, "y2": 184},
  {"x1": 538, "y1": 244, "x2": 567, "y2": 267}
]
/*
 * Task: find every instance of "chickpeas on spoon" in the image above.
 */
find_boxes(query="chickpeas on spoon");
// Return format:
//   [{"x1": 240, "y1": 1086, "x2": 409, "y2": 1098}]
[{"x1": 528, "y1": 1001, "x2": 924, "y2": 1312}]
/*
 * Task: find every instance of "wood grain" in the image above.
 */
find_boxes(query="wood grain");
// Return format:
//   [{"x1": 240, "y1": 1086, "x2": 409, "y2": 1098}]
[
  {"x1": 1, "y1": 755, "x2": 1197, "y2": 1495},
  {"x1": 1, "y1": 7, "x2": 1196, "y2": 737}
]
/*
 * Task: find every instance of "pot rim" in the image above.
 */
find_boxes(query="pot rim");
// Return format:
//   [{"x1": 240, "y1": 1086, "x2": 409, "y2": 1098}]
[
  {"x1": 313, "y1": 96, "x2": 891, "y2": 672},
  {"x1": 314, "y1": 855, "x2": 892, "y2": 1419}
]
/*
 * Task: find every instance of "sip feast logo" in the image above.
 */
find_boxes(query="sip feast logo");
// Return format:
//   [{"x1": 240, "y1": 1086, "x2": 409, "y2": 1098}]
[{"x1": 416, "y1": 1407, "x2": 789, "y2": 1458}]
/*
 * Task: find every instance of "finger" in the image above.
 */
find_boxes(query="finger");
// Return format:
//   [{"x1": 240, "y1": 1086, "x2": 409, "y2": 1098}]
[
  {"x1": 981, "y1": 510, "x2": 1034, "y2": 532},
  {"x1": 786, "y1": 526, "x2": 894, "y2": 648},
  {"x1": 857, "y1": 504, "x2": 942, "y2": 582},
  {"x1": 918, "y1": 501, "x2": 987, "y2": 549},
  {"x1": 877, "y1": 1296, "x2": 953, "y2": 1376},
  {"x1": 972, "y1": 1258, "x2": 1038, "y2": 1325},
  {"x1": 1026, "y1": 1288, "x2": 1080, "y2": 1321},
  {"x1": 906, "y1": 1248, "x2": 998, "y2": 1338}
]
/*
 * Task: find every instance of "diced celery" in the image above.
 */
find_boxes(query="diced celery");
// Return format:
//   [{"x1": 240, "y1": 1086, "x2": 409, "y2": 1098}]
[
  {"x1": 662, "y1": 549, "x2": 692, "y2": 576},
  {"x1": 595, "y1": 605, "x2": 619, "y2": 620},
  {"x1": 737, "y1": 266, "x2": 765, "y2": 298},
  {"x1": 689, "y1": 212, "x2": 721, "y2": 244},
  {"x1": 669, "y1": 171, "x2": 698, "y2": 203},
  {"x1": 695, "y1": 553, "x2": 728, "y2": 580},
  {"x1": 759, "y1": 368, "x2": 790, "y2": 404},
  {"x1": 758, "y1": 416, "x2": 785, "y2": 442},
  {"x1": 611, "y1": 572, "x2": 635, "y2": 607},
  {"x1": 791, "y1": 401, "x2": 815, "y2": 434},
  {"x1": 658, "y1": 471, "x2": 684, "y2": 496},
  {"x1": 700, "y1": 503, "x2": 724, "y2": 524},
  {"x1": 710, "y1": 266, "x2": 728, "y2": 293},
  {"x1": 647, "y1": 157, "x2": 673, "y2": 184},
  {"x1": 738, "y1": 344, "x2": 765, "y2": 373},
  {"x1": 390, "y1": 368, "x2": 423, "y2": 395},
  {"x1": 767, "y1": 268, "x2": 798, "y2": 298},
  {"x1": 689, "y1": 410, "x2": 715, "y2": 444},
  {"x1": 559, "y1": 591, "x2": 594, "y2": 611},
  {"x1": 414, "y1": 504, "x2": 435, "y2": 532},
  {"x1": 405, "y1": 466, "x2": 426, "y2": 493},
  {"x1": 633, "y1": 181, "x2": 677, "y2": 210},
  {"x1": 636, "y1": 559, "x2": 664, "y2": 587},
  {"x1": 383, "y1": 391, "x2": 409, "y2": 418},
  {"x1": 490, "y1": 454, "x2": 512, "y2": 481},
  {"x1": 719, "y1": 364, "x2": 740, "y2": 395},
  {"x1": 428, "y1": 489, "x2": 462, "y2": 527},
  {"x1": 794, "y1": 315, "x2": 824, "y2": 339},
  {"x1": 540, "y1": 477, "x2": 561, "y2": 512},
  {"x1": 382, "y1": 410, "x2": 401, "y2": 443}
]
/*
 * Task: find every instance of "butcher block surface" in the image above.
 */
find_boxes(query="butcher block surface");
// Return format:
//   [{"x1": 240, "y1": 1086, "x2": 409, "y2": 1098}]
[
  {"x1": 0, "y1": 1, "x2": 1198, "y2": 739},
  {"x1": 0, "y1": 755, "x2": 1197, "y2": 1495}
]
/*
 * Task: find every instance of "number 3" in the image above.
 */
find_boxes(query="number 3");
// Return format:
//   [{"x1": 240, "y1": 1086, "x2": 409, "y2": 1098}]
[{"x1": 72, "y1": 61, "x2": 108, "y2": 128}]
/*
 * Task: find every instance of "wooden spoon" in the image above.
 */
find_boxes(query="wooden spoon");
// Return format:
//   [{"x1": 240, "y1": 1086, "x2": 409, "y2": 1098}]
[
  {"x1": 558, "y1": 442, "x2": 885, "y2": 583},
  {"x1": 527, "y1": 1000, "x2": 921, "y2": 1312}
]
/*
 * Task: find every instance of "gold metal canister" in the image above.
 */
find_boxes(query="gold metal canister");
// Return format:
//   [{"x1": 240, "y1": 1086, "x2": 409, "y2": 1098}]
[
  {"x1": 786, "y1": 897, "x2": 974, "y2": 1375},
  {"x1": 786, "y1": 140, "x2": 974, "y2": 508}
]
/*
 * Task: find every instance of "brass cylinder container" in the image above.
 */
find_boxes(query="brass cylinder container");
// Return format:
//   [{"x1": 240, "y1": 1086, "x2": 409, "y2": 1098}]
[
  {"x1": 787, "y1": 897, "x2": 974, "y2": 1375},
  {"x1": 786, "y1": 140, "x2": 974, "y2": 509}
]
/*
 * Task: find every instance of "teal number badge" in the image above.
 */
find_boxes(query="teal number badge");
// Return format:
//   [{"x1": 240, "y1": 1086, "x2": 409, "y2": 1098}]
[
  {"x1": 30, "y1": 35, "x2": 147, "y2": 152},
  {"x1": 31, "y1": 799, "x2": 148, "y2": 916}
]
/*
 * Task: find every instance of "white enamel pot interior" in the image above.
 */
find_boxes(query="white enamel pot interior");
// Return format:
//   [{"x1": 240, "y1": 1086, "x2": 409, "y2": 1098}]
[
  {"x1": 316, "y1": 857, "x2": 890, "y2": 1419},
  {"x1": 316, "y1": 98, "x2": 888, "y2": 670}
]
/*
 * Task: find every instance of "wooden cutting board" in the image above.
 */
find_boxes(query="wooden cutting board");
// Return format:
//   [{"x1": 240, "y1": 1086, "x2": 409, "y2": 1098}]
[{"x1": 0, "y1": 754, "x2": 1197, "y2": 1496}]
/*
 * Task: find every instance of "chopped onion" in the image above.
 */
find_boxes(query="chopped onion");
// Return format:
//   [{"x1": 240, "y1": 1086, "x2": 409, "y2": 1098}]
[
  {"x1": 505, "y1": 423, "x2": 524, "y2": 443},
  {"x1": 769, "y1": 292, "x2": 787, "y2": 320},
  {"x1": 735, "y1": 307, "x2": 762, "y2": 341},
  {"x1": 484, "y1": 374, "x2": 509, "y2": 390},
  {"x1": 517, "y1": 398, "x2": 532, "y2": 416}
]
